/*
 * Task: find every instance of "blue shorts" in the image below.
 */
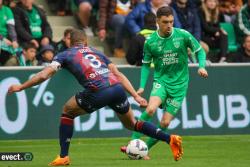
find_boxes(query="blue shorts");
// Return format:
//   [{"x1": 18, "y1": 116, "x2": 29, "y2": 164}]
[
  {"x1": 75, "y1": 84, "x2": 130, "y2": 114},
  {"x1": 74, "y1": 0, "x2": 97, "y2": 6}
]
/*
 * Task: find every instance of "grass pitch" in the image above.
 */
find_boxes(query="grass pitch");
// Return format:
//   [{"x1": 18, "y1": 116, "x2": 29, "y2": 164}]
[{"x1": 0, "y1": 135, "x2": 250, "y2": 167}]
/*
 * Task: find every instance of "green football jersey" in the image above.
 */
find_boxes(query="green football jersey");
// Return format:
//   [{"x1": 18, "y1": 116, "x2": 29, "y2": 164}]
[
  {"x1": 0, "y1": 5, "x2": 15, "y2": 38},
  {"x1": 143, "y1": 28, "x2": 201, "y2": 89},
  {"x1": 26, "y1": 7, "x2": 42, "y2": 39}
]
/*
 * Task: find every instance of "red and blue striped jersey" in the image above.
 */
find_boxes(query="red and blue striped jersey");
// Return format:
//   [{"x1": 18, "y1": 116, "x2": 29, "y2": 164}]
[{"x1": 51, "y1": 45, "x2": 120, "y2": 91}]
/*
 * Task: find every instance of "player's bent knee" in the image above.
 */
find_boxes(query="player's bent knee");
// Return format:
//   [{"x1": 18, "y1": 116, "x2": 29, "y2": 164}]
[
  {"x1": 63, "y1": 105, "x2": 77, "y2": 118},
  {"x1": 63, "y1": 105, "x2": 70, "y2": 113},
  {"x1": 160, "y1": 120, "x2": 170, "y2": 128},
  {"x1": 146, "y1": 107, "x2": 157, "y2": 116}
]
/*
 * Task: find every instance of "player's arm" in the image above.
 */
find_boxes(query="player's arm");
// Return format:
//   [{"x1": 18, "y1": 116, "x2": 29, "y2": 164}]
[
  {"x1": 108, "y1": 63, "x2": 147, "y2": 107},
  {"x1": 8, "y1": 66, "x2": 57, "y2": 94},
  {"x1": 185, "y1": 30, "x2": 208, "y2": 78},
  {"x1": 137, "y1": 63, "x2": 150, "y2": 95},
  {"x1": 137, "y1": 40, "x2": 152, "y2": 95},
  {"x1": 196, "y1": 48, "x2": 208, "y2": 78}
]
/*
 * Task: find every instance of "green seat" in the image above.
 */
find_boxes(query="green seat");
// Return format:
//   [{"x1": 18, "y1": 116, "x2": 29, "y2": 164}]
[{"x1": 220, "y1": 22, "x2": 239, "y2": 52}]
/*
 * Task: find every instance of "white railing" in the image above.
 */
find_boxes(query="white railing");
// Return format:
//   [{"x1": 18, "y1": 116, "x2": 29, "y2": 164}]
[{"x1": 0, "y1": 63, "x2": 250, "y2": 71}]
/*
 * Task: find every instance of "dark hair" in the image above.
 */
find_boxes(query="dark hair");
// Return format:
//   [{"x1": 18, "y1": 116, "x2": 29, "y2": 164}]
[
  {"x1": 156, "y1": 6, "x2": 174, "y2": 18},
  {"x1": 23, "y1": 42, "x2": 37, "y2": 51},
  {"x1": 243, "y1": 35, "x2": 250, "y2": 42},
  {"x1": 70, "y1": 29, "x2": 87, "y2": 45},
  {"x1": 64, "y1": 28, "x2": 73, "y2": 37},
  {"x1": 144, "y1": 12, "x2": 157, "y2": 30}
]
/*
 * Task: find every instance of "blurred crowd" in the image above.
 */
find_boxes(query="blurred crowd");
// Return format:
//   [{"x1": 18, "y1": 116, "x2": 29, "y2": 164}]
[{"x1": 1, "y1": 0, "x2": 250, "y2": 67}]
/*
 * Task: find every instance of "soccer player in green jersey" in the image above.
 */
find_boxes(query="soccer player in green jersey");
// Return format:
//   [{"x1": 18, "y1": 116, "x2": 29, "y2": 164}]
[{"x1": 121, "y1": 6, "x2": 208, "y2": 160}]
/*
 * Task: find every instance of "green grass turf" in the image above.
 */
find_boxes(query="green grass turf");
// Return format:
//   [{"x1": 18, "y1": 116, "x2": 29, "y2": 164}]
[{"x1": 0, "y1": 135, "x2": 250, "y2": 167}]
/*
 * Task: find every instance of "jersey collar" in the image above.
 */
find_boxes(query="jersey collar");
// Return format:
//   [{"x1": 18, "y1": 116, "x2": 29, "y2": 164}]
[{"x1": 156, "y1": 28, "x2": 174, "y2": 40}]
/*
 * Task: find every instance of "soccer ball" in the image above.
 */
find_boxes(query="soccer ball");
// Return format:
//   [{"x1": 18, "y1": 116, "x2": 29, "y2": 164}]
[{"x1": 126, "y1": 139, "x2": 148, "y2": 160}]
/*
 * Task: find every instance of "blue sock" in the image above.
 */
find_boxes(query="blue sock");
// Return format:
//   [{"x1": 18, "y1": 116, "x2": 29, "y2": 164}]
[
  {"x1": 59, "y1": 114, "x2": 74, "y2": 158},
  {"x1": 135, "y1": 121, "x2": 170, "y2": 144}
]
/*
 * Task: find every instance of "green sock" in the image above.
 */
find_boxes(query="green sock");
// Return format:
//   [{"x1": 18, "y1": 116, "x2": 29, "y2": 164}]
[
  {"x1": 131, "y1": 111, "x2": 152, "y2": 139},
  {"x1": 146, "y1": 124, "x2": 167, "y2": 149}
]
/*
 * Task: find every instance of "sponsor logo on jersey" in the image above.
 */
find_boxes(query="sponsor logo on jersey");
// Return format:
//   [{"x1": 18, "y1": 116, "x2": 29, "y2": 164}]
[
  {"x1": 78, "y1": 47, "x2": 92, "y2": 53},
  {"x1": 162, "y1": 52, "x2": 179, "y2": 65},
  {"x1": 88, "y1": 68, "x2": 109, "y2": 79},
  {"x1": 154, "y1": 83, "x2": 162, "y2": 89}
]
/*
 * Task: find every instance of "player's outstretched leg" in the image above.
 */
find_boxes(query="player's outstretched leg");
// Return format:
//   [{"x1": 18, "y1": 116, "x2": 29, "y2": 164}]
[
  {"x1": 139, "y1": 124, "x2": 167, "y2": 160},
  {"x1": 131, "y1": 111, "x2": 153, "y2": 139},
  {"x1": 146, "y1": 124, "x2": 167, "y2": 149},
  {"x1": 121, "y1": 96, "x2": 161, "y2": 156},
  {"x1": 117, "y1": 109, "x2": 183, "y2": 161},
  {"x1": 121, "y1": 123, "x2": 167, "y2": 160},
  {"x1": 120, "y1": 111, "x2": 153, "y2": 154},
  {"x1": 135, "y1": 121, "x2": 183, "y2": 161}
]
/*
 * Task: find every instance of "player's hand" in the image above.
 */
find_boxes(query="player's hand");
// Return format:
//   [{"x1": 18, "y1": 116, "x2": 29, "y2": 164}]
[
  {"x1": 134, "y1": 95, "x2": 148, "y2": 107},
  {"x1": 8, "y1": 84, "x2": 23, "y2": 95},
  {"x1": 198, "y1": 68, "x2": 208, "y2": 78},
  {"x1": 136, "y1": 88, "x2": 144, "y2": 96}
]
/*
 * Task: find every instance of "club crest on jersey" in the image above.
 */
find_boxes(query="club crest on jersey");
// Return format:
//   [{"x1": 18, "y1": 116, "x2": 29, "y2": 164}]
[{"x1": 174, "y1": 41, "x2": 180, "y2": 48}]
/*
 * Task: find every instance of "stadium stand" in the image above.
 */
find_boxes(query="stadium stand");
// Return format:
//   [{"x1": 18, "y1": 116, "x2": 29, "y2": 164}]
[
  {"x1": 38, "y1": 0, "x2": 127, "y2": 64},
  {"x1": 1, "y1": 0, "x2": 249, "y2": 65}
]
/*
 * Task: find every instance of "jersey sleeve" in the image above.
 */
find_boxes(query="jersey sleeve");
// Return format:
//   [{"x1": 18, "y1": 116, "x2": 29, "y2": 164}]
[
  {"x1": 49, "y1": 52, "x2": 67, "y2": 71},
  {"x1": 142, "y1": 40, "x2": 152, "y2": 64},
  {"x1": 183, "y1": 30, "x2": 206, "y2": 68},
  {"x1": 6, "y1": 7, "x2": 15, "y2": 25},
  {"x1": 184, "y1": 30, "x2": 201, "y2": 53}
]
